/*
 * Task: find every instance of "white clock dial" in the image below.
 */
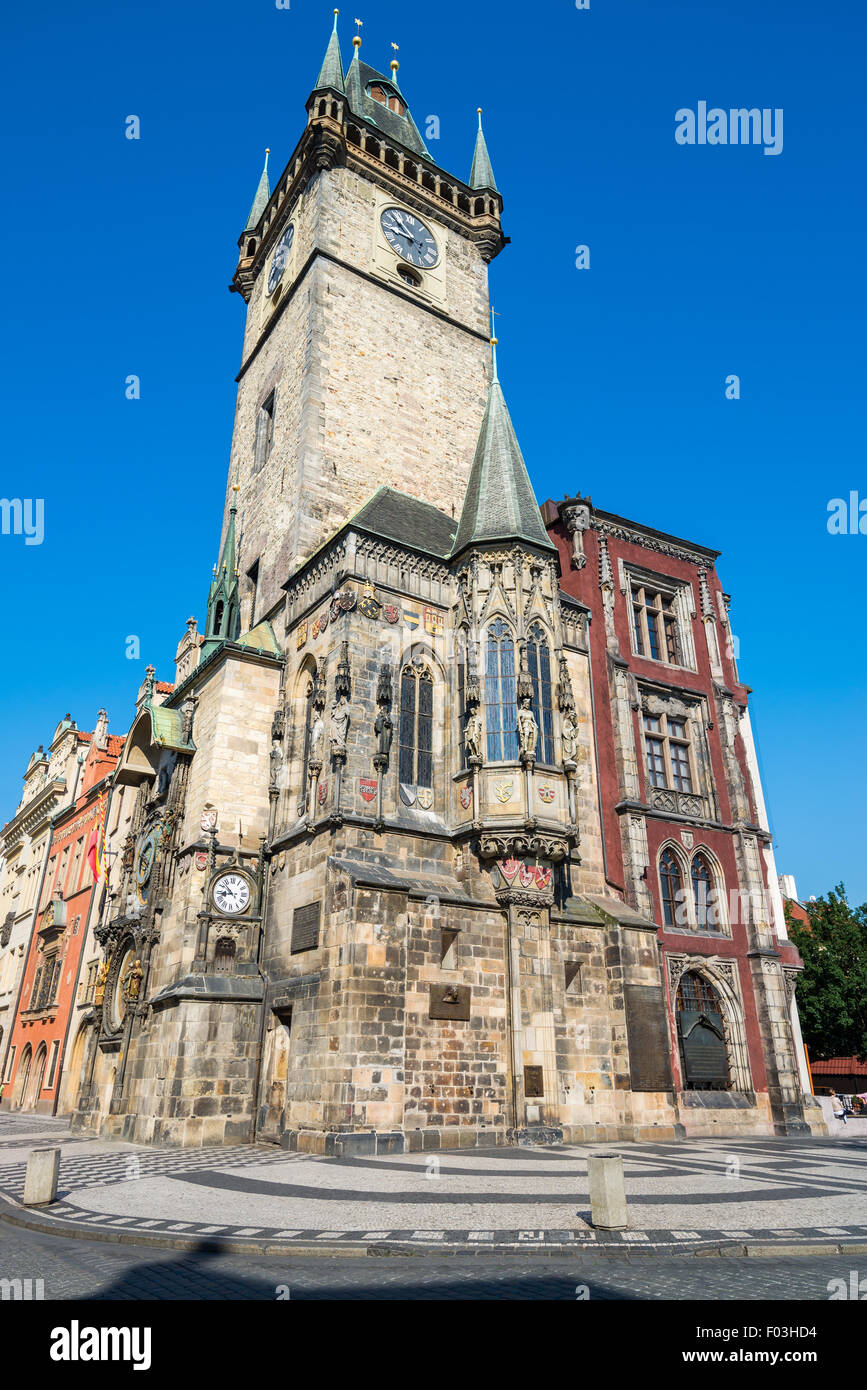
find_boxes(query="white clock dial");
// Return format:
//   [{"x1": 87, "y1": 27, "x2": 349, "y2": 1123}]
[
  {"x1": 212, "y1": 873, "x2": 251, "y2": 916},
  {"x1": 267, "y1": 224, "x2": 295, "y2": 295}
]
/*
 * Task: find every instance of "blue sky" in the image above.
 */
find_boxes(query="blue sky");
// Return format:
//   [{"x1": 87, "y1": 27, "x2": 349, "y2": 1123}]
[{"x1": 1, "y1": 0, "x2": 864, "y2": 903}]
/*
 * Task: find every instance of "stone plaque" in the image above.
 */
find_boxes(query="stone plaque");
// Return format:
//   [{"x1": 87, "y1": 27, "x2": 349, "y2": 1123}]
[
  {"x1": 429, "y1": 983, "x2": 471, "y2": 1021},
  {"x1": 623, "y1": 984, "x2": 674, "y2": 1092},
  {"x1": 291, "y1": 901, "x2": 321, "y2": 954},
  {"x1": 678, "y1": 1010, "x2": 729, "y2": 1088},
  {"x1": 524, "y1": 1065, "x2": 544, "y2": 1098}
]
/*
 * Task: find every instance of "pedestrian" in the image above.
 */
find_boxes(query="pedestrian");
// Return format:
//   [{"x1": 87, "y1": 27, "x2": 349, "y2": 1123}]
[{"x1": 833, "y1": 1093, "x2": 850, "y2": 1124}]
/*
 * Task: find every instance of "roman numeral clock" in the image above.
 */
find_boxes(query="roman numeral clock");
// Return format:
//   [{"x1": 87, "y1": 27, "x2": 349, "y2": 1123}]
[{"x1": 194, "y1": 842, "x2": 266, "y2": 976}]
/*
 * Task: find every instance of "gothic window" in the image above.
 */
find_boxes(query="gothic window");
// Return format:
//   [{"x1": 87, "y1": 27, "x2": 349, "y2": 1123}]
[
  {"x1": 676, "y1": 971, "x2": 731, "y2": 1091},
  {"x1": 214, "y1": 600, "x2": 225, "y2": 636},
  {"x1": 526, "y1": 624, "x2": 554, "y2": 764},
  {"x1": 643, "y1": 712, "x2": 694, "y2": 793},
  {"x1": 691, "y1": 852, "x2": 715, "y2": 930},
  {"x1": 659, "y1": 848, "x2": 684, "y2": 928},
  {"x1": 398, "y1": 665, "x2": 433, "y2": 790},
  {"x1": 485, "y1": 620, "x2": 518, "y2": 762},
  {"x1": 456, "y1": 630, "x2": 469, "y2": 768},
  {"x1": 631, "y1": 582, "x2": 682, "y2": 664}
]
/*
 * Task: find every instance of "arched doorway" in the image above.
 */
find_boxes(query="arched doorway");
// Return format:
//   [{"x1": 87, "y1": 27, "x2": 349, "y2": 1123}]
[
  {"x1": 23, "y1": 1043, "x2": 47, "y2": 1110},
  {"x1": 13, "y1": 1045, "x2": 32, "y2": 1108},
  {"x1": 59, "y1": 1024, "x2": 89, "y2": 1115},
  {"x1": 676, "y1": 971, "x2": 731, "y2": 1091}
]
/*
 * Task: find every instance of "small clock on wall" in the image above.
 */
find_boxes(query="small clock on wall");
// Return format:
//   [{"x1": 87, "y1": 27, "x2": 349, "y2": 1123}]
[
  {"x1": 134, "y1": 829, "x2": 159, "y2": 898},
  {"x1": 211, "y1": 871, "x2": 252, "y2": 917},
  {"x1": 267, "y1": 223, "x2": 295, "y2": 295},
  {"x1": 380, "y1": 207, "x2": 438, "y2": 269}
]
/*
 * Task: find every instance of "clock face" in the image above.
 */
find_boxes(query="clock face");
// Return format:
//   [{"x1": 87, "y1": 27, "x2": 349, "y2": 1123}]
[
  {"x1": 380, "y1": 207, "x2": 438, "y2": 269},
  {"x1": 212, "y1": 872, "x2": 251, "y2": 916},
  {"x1": 267, "y1": 224, "x2": 295, "y2": 295},
  {"x1": 135, "y1": 832, "x2": 157, "y2": 888}
]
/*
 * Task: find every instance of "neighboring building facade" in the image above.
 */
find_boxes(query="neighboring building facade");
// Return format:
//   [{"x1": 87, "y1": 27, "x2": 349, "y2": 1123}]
[
  {"x1": 0, "y1": 715, "x2": 95, "y2": 1089},
  {"x1": 4, "y1": 16, "x2": 815, "y2": 1150},
  {"x1": 543, "y1": 499, "x2": 820, "y2": 1137},
  {"x1": 1, "y1": 715, "x2": 124, "y2": 1114}
]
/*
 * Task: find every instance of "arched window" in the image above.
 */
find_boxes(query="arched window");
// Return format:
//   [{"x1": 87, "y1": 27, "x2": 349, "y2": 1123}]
[
  {"x1": 485, "y1": 620, "x2": 518, "y2": 762},
  {"x1": 214, "y1": 600, "x2": 224, "y2": 635},
  {"x1": 456, "y1": 630, "x2": 468, "y2": 768},
  {"x1": 526, "y1": 625, "x2": 554, "y2": 764},
  {"x1": 691, "y1": 852, "x2": 715, "y2": 930},
  {"x1": 659, "y1": 848, "x2": 684, "y2": 928},
  {"x1": 676, "y1": 972, "x2": 731, "y2": 1091},
  {"x1": 398, "y1": 664, "x2": 433, "y2": 791}
]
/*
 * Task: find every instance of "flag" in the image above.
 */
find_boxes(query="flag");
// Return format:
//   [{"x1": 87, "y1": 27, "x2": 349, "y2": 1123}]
[{"x1": 87, "y1": 794, "x2": 107, "y2": 884}]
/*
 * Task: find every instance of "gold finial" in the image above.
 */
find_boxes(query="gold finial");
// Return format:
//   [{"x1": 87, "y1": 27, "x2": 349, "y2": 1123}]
[
  {"x1": 353, "y1": 17, "x2": 362, "y2": 48},
  {"x1": 477, "y1": 107, "x2": 483, "y2": 128},
  {"x1": 232, "y1": 483, "x2": 240, "y2": 494},
  {"x1": 265, "y1": 147, "x2": 270, "y2": 155},
  {"x1": 390, "y1": 41, "x2": 399, "y2": 76}
]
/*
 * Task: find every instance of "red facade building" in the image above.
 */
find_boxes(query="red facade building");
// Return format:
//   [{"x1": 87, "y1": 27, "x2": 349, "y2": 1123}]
[
  {"x1": 544, "y1": 497, "x2": 816, "y2": 1135},
  {"x1": 2, "y1": 714, "x2": 124, "y2": 1115}
]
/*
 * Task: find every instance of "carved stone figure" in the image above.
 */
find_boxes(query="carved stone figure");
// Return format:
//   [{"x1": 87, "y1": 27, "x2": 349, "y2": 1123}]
[
  {"x1": 374, "y1": 709, "x2": 393, "y2": 759},
  {"x1": 309, "y1": 712, "x2": 325, "y2": 764},
  {"x1": 93, "y1": 959, "x2": 111, "y2": 1006},
  {"x1": 123, "y1": 959, "x2": 144, "y2": 1002},
  {"x1": 269, "y1": 742, "x2": 283, "y2": 787},
  {"x1": 464, "y1": 707, "x2": 484, "y2": 761},
  {"x1": 517, "y1": 699, "x2": 538, "y2": 757},
  {"x1": 329, "y1": 696, "x2": 350, "y2": 755},
  {"x1": 561, "y1": 711, "x2": 579, "y2": 763}
]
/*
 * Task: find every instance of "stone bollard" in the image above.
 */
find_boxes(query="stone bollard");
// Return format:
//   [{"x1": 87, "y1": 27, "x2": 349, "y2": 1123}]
[
  {"x1": 23, "y1": 1147, "x2": 61, "y2": 1207},
  {"x1": 587, "y1": 1153, "x2": 628, "y2": 1230}
]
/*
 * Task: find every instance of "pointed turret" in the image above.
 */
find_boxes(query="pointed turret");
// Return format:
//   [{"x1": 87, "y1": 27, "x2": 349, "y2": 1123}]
[
  {"x1": 202, "y1": 492, "x2": 241, "y2": 659},
  {"x1": 314, "y1": 9, "x2": 345, "y2": 94},
  {"x1": 244, "y1": 149, "x2": 270, "y2": 232},
  {"x1": 452, "y1": 353, "x2": 554, "y2": 557},
  {"x1": 469, "y1": 108, "x2": 498, "y2": 192}
]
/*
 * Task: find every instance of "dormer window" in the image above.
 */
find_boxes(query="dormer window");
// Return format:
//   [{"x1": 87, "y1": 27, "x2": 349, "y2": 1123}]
[{"x1": 368, "y1": 83, "x2": 406, "y2": 116}]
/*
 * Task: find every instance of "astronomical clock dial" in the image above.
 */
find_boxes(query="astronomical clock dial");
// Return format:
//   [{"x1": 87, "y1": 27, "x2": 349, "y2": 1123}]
[
  {"x1": 135, "y1": 832, "x2": 157, "y2": 889},
  {"x1": 212, "y1": 872, "x2": 251, "y2": 916},
  {"x1": 267, "y1": 223, "x2": 295, "y2": 295},
  {"x1": 380, "y1": 207, "x2": 438, "y2": 268}
]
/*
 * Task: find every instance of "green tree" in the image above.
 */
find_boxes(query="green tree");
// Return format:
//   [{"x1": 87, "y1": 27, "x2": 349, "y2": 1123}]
[{"x1": 786, "y1": 884, "x2": 867, "y2": 1062}]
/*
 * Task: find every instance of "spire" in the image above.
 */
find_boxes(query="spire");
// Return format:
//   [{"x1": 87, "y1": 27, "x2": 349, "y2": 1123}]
[
  {"x1": 202, "y1": 488, "x2": 241, "y2": 658},
  {"x1": 344, "y1": 22, "x2": 431, "y2": 160},
  {"x1": 314, "y1": 9, "x2": 345, "y2": 94},
  {"x1": 244, "y1": 149, "x2": 270, "y2": 231},
  {"x1": 451, "y1": 368, "x2": 554, "y2": 557},
  {"x1": 469, "y1": 108, "x2": 498, "y2": 192}
]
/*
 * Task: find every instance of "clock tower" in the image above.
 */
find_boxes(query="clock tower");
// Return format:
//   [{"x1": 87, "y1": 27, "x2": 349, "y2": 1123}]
[{"x1": 225, "y1": 13, "x2": 506, "y2": 622}]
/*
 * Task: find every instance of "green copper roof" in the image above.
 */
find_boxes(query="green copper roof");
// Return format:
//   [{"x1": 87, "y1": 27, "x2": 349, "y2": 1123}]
[
  {"x1": 451, "y1": 374, "x2": 555, "y2": 557},
  {"x1": 146, "y1": 703, "x2": 195, "y2": 753},
  {"x1": 314, "y1": 12, "x2": 345, "y2": 94},
  {"x1": 236, "y1": 620, "x2": 281, "y2": 658},
  {"x1": 469, "y1": 111, "x2": 498, "y2": 192},
  {"x1": 345, "y1": 52, "x2": 431, "y2": 160},
  {"x1": 202, "y1": 503, "x2": 241, "y2": 659},
  {"x1": 244, "y1": 150, "x2": 270, "y2": 232}
]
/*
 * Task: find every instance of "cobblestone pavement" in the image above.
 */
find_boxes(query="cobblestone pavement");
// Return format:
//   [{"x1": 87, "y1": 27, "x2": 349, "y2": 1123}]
[
  {"x1": 0, "y1": 1217, "x2": 862, "y2": 1299},
  {"x1": 1, "y1": 1115, "x2": 866, "y2": 1255}
]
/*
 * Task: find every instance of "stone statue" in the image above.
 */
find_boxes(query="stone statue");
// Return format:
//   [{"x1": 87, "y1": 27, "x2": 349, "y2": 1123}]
[
  {"x1": 562, "y1": 711, "x2": 579, "y2": 763},
  {"x1": 374, "y1": 709, "x2": 393, "y2": 759},
  {"x1": 329, "y1": 696, "x2": 350, "y2": 756},
  {"x1": 517, "y1": 699, "x2": 538, "y2": 757},
  {"x1": 269, "y1": 742, "x2": 283, "y2": 787},
  {"x1": 93, "y1": 959, "x2": 110, "y2": 1006},
  {"x1": 309, "y1": 712, "x2": 325, "y2": 764},
  {"x1": 464, "y1": 706, "x2": 483, "y2": 761}
]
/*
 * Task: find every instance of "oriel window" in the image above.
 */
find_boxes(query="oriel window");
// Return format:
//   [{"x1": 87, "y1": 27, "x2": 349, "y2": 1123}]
[
  {"x1": 632, "y1": 584, "x2": 681, "y2": 665},
  {"x1": 643, "y1": 711, "x2": 695, "y2": 794},
  {"x1": 485, "y1": 620, "x2": 518, "y2": 762}
]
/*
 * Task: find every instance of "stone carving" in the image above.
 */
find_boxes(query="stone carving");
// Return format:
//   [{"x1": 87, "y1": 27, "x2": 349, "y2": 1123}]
[
  {"x1": 478, "y1": 832, "x2": 568, "y2": 863},
  {"x1": 561, "y1": 711, "x2": 579, "y2": 763},
  {"x1": 464, "y1": 707, "x2": 484, "y2": 761},
  {"x1": 329, "y1": 696, "x2": 350, "y2": 756},
  {"x1": 374, "y1": 709, "x2": 393, "y2": 760},
  {"x1": 560, "y1": 499, "x2": 591, "y2": 569},
  {"x1": 309, "y1": 712, "x2": 326, "y2": 765},
  {"x1": 517, "y1": 699, "x2": 538, "y2": 758},
  {"x1": 93, "y1": 958, "x2": 110, "y2": 1007},
  {"x1": 122, "y1": 958, "x2": 144, "y2": 1003}
]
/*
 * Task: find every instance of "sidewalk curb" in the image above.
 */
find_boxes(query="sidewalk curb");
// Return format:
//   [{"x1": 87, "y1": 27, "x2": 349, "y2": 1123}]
[{"x1": 2, "y1": 1193, "x2": 866, "y2": 1261}]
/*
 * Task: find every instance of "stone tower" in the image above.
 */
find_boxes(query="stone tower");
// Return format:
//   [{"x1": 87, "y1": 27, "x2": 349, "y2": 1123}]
[{"x1": 225, "y1": 13, "x2": 506, "y2": 623}]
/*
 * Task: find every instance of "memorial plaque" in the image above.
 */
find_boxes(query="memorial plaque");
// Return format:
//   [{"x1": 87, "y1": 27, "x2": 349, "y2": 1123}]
[
  {"x1": 429, "y1": 983, "x2": 471, "y2": 1021},
  {"x1": 624, "y1": 983, "x2": 674, "y2": 1092},
  {"x1": 524, "y1": 1065, "x2": 544, "y2": 1098},
  {"x1": 678, "y1": 1010, "x2": 729, "y2": 1089},
  {"x1": 291, "y1": 901, "x2": 321, "y2": 954}
]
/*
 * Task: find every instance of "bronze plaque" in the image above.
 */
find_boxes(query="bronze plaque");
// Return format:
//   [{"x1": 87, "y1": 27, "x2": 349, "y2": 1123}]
[
  {"x1": 291, "y1": 901, "x2": 321, "y2": 954},
  {"x1": 524, "y1": 1065, "x2": 544, "y2": 1098},
  {"x1": 429, "y1": 983, "x2": 471, "y2": 1021},
  {"x1": 624, "y1": 983, "x2": 674, "y2": 1092},
  {"x1": 679, "y1": 1010, "x2": 729, "y2": 1088}
]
